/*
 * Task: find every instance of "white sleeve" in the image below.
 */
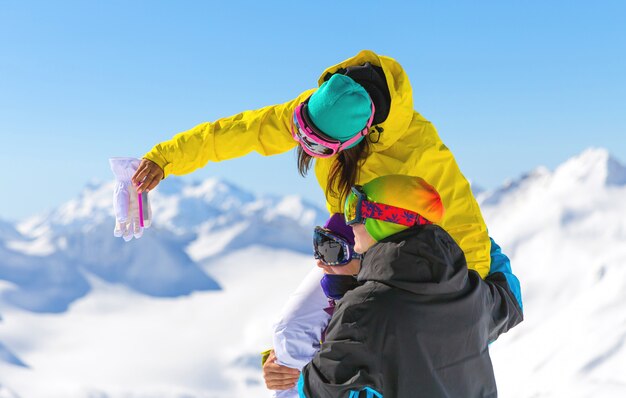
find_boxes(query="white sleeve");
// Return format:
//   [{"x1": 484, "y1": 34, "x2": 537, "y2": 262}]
[
  {"x1": 271, "y1": 266, "x2": 330, "y2": 398},
  {"x1": 272, "y1": 266, "x2": 331, "y2": 370}
]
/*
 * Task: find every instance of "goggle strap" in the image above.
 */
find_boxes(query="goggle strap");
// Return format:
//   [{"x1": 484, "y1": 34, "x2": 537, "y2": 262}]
[
  {"x1": 294, "y1": 98, "x2": 376, "y2": 156},
  {"x1": 359, "y1": 200, "x2": 432, "y2": 227}
]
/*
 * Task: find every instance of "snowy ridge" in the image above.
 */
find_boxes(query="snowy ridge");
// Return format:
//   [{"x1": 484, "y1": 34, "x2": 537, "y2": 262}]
[
  {"x1": 480, "y1": 148, "x2": 626, "y2": 207},
  {"x1": 479, "y1": 148, "x2": 626, "y2": 397},
  {"x1": 1, "y1": 177, "x2": 325, "y2": 314},
  {"x1": 554, "y1": 147, "x2": 626, "y2": 188}
]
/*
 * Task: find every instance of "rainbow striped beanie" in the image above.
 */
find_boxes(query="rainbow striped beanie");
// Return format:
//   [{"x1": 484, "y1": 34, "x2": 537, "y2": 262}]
[{"x1": 361, "y1": 175, "x2": 445, "y2": 241}]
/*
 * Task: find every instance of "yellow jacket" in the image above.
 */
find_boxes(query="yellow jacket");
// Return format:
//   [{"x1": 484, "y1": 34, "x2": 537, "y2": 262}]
[{"x1": 144, "y1": 50, "x2": 491, "y2": 277}]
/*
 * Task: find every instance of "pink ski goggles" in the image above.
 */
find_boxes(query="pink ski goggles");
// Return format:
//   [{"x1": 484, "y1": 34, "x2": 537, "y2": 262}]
[{"x1": 291, "y1": 98, "x2": 375, "y2": 158}]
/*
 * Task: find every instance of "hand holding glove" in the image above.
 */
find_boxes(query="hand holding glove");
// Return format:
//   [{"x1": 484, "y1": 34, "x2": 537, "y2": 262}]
[
  {"x1": 132, "y1": 158, "x2": 165, "y2": 193},
  {"x1": 109, "y1": 157, "x2": 152, "y2": 241}
]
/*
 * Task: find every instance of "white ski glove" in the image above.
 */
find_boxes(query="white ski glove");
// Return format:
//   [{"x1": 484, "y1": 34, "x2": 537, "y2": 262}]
[{"x1": 109, "y1": 157, "x2": 152, "y2": 241}]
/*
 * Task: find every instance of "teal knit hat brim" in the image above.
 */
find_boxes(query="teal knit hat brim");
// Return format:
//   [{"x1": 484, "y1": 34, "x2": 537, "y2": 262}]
[{"x1": 308, "y1": 74, "x2": 372, "y2": 145}]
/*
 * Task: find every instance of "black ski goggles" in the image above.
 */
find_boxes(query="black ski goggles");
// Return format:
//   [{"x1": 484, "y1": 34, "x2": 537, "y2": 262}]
[{"x1": 313, "y1": 226, "x2": 362, "y2": 266}]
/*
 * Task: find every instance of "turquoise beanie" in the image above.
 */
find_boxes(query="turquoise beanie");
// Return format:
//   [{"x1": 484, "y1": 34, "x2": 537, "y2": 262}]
[{"x1": 307, "y1": 74, "x2": 372, "y2": 149}]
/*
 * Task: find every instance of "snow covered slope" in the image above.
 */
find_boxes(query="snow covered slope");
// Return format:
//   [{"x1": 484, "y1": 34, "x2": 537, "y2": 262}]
[
  {"x1": 484, "y1": 148, "x2": 626, "y2": 397},
  {"x1": 0, "y1": 247, "x2": 316, "y2": 398}
]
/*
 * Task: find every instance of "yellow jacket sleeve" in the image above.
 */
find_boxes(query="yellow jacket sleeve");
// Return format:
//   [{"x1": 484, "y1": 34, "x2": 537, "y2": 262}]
[{"x1": 143, "y1": 90, "x2": 314, "y2": 178}]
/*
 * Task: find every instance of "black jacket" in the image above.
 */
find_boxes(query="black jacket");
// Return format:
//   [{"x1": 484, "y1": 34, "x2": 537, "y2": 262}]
[{"x1": 299, "y1": 225, "x2": 523, "y2": 398}]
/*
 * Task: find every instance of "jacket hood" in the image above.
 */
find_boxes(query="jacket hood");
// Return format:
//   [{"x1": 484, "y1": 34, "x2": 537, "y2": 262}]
[
  {"x1": 317, "y1": 50, "x2": 414, "y2": 152},
  {"x1": 358, "y1": 225, "x2": 469, "y2": 295}
]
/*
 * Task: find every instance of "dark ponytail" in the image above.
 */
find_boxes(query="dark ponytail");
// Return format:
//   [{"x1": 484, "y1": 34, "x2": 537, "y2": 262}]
[{"x1": 297, "y1": 138, "x2": 371, "y2": 205}]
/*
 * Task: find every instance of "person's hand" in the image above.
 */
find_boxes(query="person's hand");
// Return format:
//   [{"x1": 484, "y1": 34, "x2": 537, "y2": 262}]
[
  {"x1": 132, "y1": 158, "x2": 164, "y2": 193},
  {"x1": 316, "y1": 259, "x2": 361, "y2": 276},
  {"x1": 262, "y1": 350, "x2": 300, "y2": 391}
]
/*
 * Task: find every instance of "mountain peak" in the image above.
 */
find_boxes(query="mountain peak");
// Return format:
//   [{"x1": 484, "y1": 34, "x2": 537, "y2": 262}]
[
  {"x1": 183, "y1": 178, "x2": 255, "y2": 203},
  {"x1": 478, "y1": 147, "x2": 626, "y2": 207},
  {"x1": 554, "y1": 147, "x2": 626, "y2": 187}
]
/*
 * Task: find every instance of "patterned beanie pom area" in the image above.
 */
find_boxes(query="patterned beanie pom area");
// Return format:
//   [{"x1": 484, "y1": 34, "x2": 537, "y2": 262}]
[{"x1": 361, "y1": 175, "x2": 445, "y2": 241}]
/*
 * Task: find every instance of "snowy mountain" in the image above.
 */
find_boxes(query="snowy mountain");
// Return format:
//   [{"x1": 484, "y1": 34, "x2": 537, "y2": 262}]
[
  {"x1": 1, "y1": 147, "x2": 625, "y2": 397},
  {"x1": 1, "y1": 178, "x2": 326, "y2": 314},
  {"x1": 0, "y1": 177, "x2": 327, "y2": 397},
  {"x1": 482, "y1": 148, "x2": 626, "y2": 397}
]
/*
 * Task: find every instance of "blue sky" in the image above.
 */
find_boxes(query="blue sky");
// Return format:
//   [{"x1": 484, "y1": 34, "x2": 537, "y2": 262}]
[{"x1": 1, "y1": 0, "x2": 625, "y2": 221}]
